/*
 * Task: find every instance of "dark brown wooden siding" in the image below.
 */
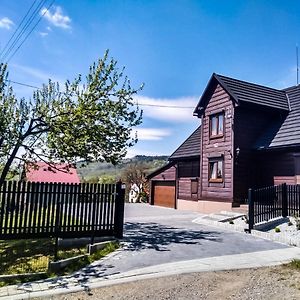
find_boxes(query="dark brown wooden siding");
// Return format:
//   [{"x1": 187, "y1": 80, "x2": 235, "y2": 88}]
[
  {"x1": 200, "y1": 84, "x2": 234, "y2": 201},
  {"x1": 255, "y1": 151, "x2": 297, "y2": 187},
  {"x1": 233, "y1": 106, "x2": 280, "y2": 202},
  {"x1": 151, "y1": 166, "x2": 176, "y2": 181},
  {"x1": 178, "y1": 178, "x2": 199, "y2": 201}
]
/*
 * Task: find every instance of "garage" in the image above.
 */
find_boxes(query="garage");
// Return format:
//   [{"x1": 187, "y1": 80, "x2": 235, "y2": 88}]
[{"x1": 153, "y1": 181, "x2": 176, "y2": 208}]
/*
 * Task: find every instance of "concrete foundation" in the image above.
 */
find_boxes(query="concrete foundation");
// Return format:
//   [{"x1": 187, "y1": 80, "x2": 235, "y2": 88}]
[{"x1": 177, "y1": 199, "x2": 248, "y2": 214}]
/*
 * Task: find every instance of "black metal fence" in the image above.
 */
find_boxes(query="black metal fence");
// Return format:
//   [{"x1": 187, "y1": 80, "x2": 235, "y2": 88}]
[
  {"x1": 248, "y1": 183, "x2": 300, "y2": 231},
  {"x1": 0, "y1": 181, "x2": 125, "y2": 240}
]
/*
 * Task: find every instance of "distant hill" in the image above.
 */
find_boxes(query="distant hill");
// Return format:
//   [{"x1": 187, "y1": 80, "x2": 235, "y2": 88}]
[{"x1": 77, "y1": 155, "x2": 168, "y2": 182}]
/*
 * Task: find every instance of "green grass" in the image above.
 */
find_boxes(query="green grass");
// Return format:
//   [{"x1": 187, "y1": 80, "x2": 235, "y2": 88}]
[
  {"x1": 287, "y1": 259, "x2": 300, "y2": 269},
  {"x1": 0, "y1": 239, "x2": 119, "y2": 286},
  {"x1": 0, "y1": 238, "x2": 86, "y2": 275},
  {"x1": 1, "y1": 208, "x2": 80, "y2": 231},
  {"x1": 56, "y1": 241, "x2": 120, "y2": 275}
]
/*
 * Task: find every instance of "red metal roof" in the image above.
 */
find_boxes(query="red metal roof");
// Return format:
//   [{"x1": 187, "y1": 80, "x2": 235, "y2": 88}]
[{"x1": 26, "y1": 162, "x2": 80, "y2": 184}]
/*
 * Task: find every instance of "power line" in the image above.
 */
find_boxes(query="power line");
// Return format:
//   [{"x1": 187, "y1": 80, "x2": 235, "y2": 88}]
[
  {"x1": 0, "y1": 0, "x2": 47, "y2": 62},
  {"x1": 0, "y1": 0, "x2": 38, "y2": 60},
  {"x1": 6, "y1": 79, "x2": 195, "y2": 109},
  {"x1": 6, "y1": 0, "x2": 55, "y2": 63},
  {"x1": 8, "y1": 79, "x2": 41, "y2": 89}
]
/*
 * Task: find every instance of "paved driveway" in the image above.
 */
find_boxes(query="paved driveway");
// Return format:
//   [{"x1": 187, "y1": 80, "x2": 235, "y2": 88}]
[{"x1": 77, "y1": 203, "x2": 288, "y2": 279}]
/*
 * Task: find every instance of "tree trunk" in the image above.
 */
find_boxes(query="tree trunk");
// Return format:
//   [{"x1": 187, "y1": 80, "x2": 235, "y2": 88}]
[{"x1": 0, "y1": 142, "x2": 21, "y2": 189}]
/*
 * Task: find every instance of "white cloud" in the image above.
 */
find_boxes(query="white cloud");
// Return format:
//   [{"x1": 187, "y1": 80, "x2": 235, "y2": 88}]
[
  {"x1": 132, "y1": 128, "x2": 171, "y2": 141},
  {"x1": 265, "y1": 66, "x2": 298, "y2": 89},
  {"x1": 39, "y1": 31, "x2": 48, "y2": 37},
  {"x1": 11, "y1": 64, "x2": 51, "y2": 82},
  {"x1": 134, "y1": 95, "x2": 199, "y2": 122},
  {"x1": 0, "y1": 17, "x2": 14, "y2": 30},
  {"x1": 126, "y1": 147, "x2": 167, "y2": 158},
  {"x1": 41, "y1": 6, "x2": 71, "y2": 29}
]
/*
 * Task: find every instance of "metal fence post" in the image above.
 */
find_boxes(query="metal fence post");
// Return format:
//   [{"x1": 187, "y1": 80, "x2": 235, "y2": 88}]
[
  {"x1": 54, "y1": 183, "x2": 61, "y2": 261},
  {"x1": 114, "y1": 181, "x2": 126, "y2": 239},
  {"x1": 248, "y1": 188, "x2": 254, "y2": 233},
  {"x1": 282, "y1": 183, "x2": 288, "y2": 218}
]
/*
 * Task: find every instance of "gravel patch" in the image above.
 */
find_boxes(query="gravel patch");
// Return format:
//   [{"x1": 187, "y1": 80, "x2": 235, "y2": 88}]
[{"x1": 50, "y1": 265, "x2": 300, "y2": 300}]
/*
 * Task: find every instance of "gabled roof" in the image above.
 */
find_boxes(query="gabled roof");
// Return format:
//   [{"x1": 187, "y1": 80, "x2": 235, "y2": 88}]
[
  {"x1": 255, "y1": 85, "x2": 300, "y2": 149},
  {"x1": 26, "y1": 162, "x2": 81, "y2": 184},
  {"x1": 169, "y1": 126, "x2": 201, "y2": 160},
  {"x1": 194, "y1": 73, "x2": 289, "y2": 116}
]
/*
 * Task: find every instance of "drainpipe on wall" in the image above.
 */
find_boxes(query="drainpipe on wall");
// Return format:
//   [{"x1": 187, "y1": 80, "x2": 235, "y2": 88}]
[
  {"x1": 199, "y1": 115, "x2": 204, "y2": 199},
  {"x1": 174, "y1": 164, "x2": 178, "y2": 209}
]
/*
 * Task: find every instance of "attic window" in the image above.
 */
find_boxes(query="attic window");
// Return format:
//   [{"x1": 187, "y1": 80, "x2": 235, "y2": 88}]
[{"x1": 210, "y1": 112, "x2": 224, "y2": 138}]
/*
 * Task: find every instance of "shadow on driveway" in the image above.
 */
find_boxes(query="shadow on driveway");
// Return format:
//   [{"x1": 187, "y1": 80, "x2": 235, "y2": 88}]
[{"x1": 123, "y1": 222, "x2": 222, "y2": 252}]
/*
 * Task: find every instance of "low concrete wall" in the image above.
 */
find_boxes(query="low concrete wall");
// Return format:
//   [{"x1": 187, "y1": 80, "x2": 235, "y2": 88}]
[
  {"x1": 48, "y1": 255, "x2": 88, "y2": 273},
  {"x1": 88, "y1": 241, "x2": 114, "y2": 255},
  {"x1": 177, "y1": 199, "x2": 233, "y2": 214}
]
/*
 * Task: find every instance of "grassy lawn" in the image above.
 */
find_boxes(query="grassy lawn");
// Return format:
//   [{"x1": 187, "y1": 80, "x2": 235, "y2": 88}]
[
  {"x1": 0, "y1": 239, "x2": 119, "y2": 286},
  {"x1": 0, "y1": 238, "x2": 86, "y2": 275},
  {"x1": 1, "y1": 208, "x2": 82, "y2": 232}
]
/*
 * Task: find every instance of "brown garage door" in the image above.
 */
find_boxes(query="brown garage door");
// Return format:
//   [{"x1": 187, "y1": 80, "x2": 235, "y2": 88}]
[{"x1": 153, "y1": 181, "x2": 176, "y2": 208}]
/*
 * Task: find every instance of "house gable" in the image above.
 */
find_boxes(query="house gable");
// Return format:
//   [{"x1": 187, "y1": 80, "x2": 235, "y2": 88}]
[
  {"x1": 194, "y1": 73, "x2": 289, "y2": 117},
  {"x1": 200, "y1": 83, "x2": 234, "y2": 201}
]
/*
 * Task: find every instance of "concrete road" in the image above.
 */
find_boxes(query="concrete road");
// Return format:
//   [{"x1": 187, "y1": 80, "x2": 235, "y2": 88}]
[{"x1": 76, "y1": 203, "x2": 288, "y2": 279}]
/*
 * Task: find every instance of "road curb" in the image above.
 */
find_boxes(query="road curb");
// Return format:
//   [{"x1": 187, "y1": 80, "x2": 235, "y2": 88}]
[
  {"x1": 3, "y1": 247, "x2": 300, "y2": 300},
  {"x1": 193, "y1": 217, "x2": 300, "y2": 248}
]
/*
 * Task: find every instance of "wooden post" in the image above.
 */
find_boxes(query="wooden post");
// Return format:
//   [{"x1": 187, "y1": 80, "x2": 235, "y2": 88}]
[
  {"x1": 114, "y1": 181, "x2": 126, "y2": 239},
  {"x1": 282, "y1": 183, "x2": 288, "y2": 218},
  {"x1": 248, "y1": 188, "x2": 254, "y2": 233}
]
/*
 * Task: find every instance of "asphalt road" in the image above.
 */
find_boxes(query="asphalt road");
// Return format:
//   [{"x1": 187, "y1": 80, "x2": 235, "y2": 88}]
[{"x1": 71, "y1": 203, "x2": 288, "y2": 279}]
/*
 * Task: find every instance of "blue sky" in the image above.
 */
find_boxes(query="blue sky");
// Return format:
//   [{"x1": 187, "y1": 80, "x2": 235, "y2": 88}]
[{"x1": 0, "y1": 0, "x2": 300, "y2": 158}]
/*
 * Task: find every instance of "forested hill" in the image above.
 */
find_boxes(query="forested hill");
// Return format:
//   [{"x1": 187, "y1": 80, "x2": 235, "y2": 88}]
[{"x1": 77, "y1": 155, "x2": 168, "y2": 183}]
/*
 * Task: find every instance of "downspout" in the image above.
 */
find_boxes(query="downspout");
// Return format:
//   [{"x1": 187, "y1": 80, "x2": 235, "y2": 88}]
[
  {"x1": 231, "y1": 103, "x2": 235, "y2": 204},
  {"x1": 199, "y1": 115, "x2": 204, "y2": 198},
  {"x1": 174, "y1": 164, "x2": 178, "y2": 209}
]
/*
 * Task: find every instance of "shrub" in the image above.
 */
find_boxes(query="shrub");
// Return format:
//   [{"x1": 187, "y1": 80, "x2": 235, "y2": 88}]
[
  {"x1": 275, "y1": 227, "x2": 281, "y2": 233},
  {"x1": 294, "y1": 213, "x2": 300, "y2": 230}
]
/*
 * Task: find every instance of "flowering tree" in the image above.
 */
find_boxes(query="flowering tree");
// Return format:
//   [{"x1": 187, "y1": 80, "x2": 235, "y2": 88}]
[{"x1": 0, "y1": 51, "x2": 143, "y2": 188}]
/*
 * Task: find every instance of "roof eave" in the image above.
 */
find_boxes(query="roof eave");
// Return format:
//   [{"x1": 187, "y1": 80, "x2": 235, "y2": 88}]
[{"x1": 193, "y1": 73, "x2": 239, "y2": 117}]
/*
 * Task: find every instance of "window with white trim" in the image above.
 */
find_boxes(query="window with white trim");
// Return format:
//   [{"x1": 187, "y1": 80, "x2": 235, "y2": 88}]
[{"x1": 209, "y1": 158, "x2": 223, "y2": 183}]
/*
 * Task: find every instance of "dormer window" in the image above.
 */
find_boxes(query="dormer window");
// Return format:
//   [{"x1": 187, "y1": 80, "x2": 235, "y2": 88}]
[{"x1": 210, "y1": 112, "x2": 224, "y2": 138}]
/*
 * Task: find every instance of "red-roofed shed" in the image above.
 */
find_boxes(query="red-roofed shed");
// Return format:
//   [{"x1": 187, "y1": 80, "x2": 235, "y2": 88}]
[{"x1": 26, "y1": 162, "x2": 80, "y2": 184}]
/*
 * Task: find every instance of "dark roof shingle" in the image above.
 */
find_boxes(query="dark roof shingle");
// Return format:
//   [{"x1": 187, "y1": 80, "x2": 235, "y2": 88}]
[
  {"x1": 215, "y1": 74, "x2": 289, "y2": 111},
  {"x1": 255, "y1": 85, "x2": 300, "y2": 149},
  {"x1": 194, "y1": 74, "x2": 289, "y2": 115},
  {"x1": 169, "y1": 126, "x2": 201, "y2": 160}
]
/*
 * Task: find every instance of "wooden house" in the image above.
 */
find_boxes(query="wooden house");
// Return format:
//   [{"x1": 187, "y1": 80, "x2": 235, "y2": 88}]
[{"x1": 147, "y1": 73, "x2": 300, "y2": 213}]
